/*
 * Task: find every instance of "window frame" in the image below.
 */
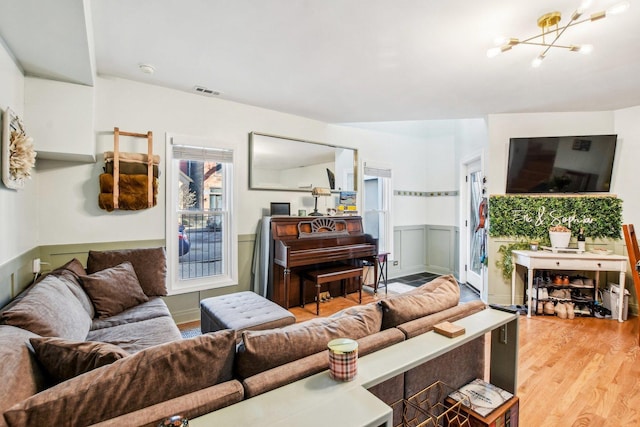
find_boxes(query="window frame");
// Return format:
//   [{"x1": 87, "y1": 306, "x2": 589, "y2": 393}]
[
  {"x1": 362, "y1": 161, "x2": 393, "y2": 259},
  {"x1": 165, "y1": 133, "x2": 237, "y2": 295}
]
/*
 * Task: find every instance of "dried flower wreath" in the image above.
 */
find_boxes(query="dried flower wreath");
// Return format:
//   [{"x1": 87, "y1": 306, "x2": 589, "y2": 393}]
[{"x1": 6, "y1": 114, "x2": 36, "y2": 182}]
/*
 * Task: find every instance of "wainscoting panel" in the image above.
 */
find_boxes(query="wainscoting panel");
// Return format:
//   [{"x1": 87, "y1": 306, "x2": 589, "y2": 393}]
[
  {"x1": 391, "y1": 226, "x2": 427, "y2": 278},
  {"x1": 426, "y1": 225, "x2": 458, "y2": 276},
  {"x1": 390, "y1": 225, "x2": 459, "y2": 279},
  {"x1": 0, "y1": 247, "x2": 41, "y2": 307}
]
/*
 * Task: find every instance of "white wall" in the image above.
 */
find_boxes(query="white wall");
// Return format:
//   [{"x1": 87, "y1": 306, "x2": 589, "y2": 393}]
[
  {"x1": 0, "y1": 41, "x2": 39, "y2": 265},
  {"x1": 37, "y1": 76, "x2": 453, "y2": 245},
  {"x1": 614, "y1": 105, "x2": 640, "y2": 228}
]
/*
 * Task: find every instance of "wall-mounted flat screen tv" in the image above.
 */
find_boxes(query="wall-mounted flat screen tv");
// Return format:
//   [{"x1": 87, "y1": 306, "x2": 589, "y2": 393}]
[{"x1": 506, "y1": 134, "x2": 617, "y2": 194}]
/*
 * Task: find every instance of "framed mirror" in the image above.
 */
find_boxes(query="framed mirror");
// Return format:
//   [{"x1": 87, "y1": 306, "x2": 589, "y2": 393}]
[{"x1": 249, "y1": 132, "x2": 358, "y2": 192}]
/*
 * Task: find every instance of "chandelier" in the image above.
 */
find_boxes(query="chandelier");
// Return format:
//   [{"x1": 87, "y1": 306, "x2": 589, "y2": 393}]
[{"x1": 487, "y1": 1, "x2": 630, "y2": 67}]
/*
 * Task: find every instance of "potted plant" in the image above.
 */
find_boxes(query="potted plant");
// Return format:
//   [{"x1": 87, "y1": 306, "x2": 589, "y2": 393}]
[{"x1": 549, "y1": 225, "x2": 571, "y2": 248}]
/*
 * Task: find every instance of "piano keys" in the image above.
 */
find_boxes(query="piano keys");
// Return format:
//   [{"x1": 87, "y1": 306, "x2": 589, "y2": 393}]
[{"x1": 269, "y1": 216, "x2": 378, "y2": 308}]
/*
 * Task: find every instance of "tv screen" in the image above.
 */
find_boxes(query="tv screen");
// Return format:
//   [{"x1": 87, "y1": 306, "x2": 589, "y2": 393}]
[{"x1": 506, "y1": 135, "x2": 617, "y2": 194}]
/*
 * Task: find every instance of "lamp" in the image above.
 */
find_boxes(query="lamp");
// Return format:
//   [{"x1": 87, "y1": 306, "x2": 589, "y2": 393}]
[
  {"x1": 310, "y1": 187, "x2": 331, "y2": 216},
  {"x1": 487, "y1": 1, "x2": 630, "y2": 67}
]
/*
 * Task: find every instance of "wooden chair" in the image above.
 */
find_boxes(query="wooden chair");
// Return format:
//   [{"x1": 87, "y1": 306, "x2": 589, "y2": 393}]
[{"x1": 622, "y1": 224, "x2": 640, "y2": 345}]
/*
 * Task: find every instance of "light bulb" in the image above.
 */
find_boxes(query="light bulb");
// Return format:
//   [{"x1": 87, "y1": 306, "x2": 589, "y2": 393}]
[
  {"x1": 579, "y1": 44, "x2": 593, "y2": 54},
  {"x1": 578, "y1": 0, "x2": 594, "y2": 13},
  {"x1": 487, "y1": 47, "x2": 501, "y2": 58},
  {"x1": 607, "y1": 1, "x2": 630, "y2": 15},
  {"x1": 532, "y1": 55, "x2": 545, "y2": 68}
]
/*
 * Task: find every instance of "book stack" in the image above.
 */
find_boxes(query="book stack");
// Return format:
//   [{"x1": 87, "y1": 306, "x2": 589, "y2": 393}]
[{"x1": 447, "y1": 379, "x2": 519, "y2": 427}]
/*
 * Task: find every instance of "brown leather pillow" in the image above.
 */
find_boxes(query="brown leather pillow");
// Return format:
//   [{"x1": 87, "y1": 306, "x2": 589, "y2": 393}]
[
  {"x1": 86, "y1": 247, "x2": 167, "y2": 296},
  {"x1": 236, "y1": 304, "x2": 382, "y2": 379},
  {"x1": 80, "y1": 262, "x2": 149, "y2": 318},
  {"x1": 4, "y1": 330, "x2": 236, "y2": 427},
  {"x1": 379, "y1": 274, "x2": 461, "y2": 329},
  {"x1": 30, "y1": 337, "x2": 129, "y2": 384}
]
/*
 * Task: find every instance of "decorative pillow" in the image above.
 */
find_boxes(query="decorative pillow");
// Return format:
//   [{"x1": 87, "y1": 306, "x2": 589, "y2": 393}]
[
  {"x1": 236, "y1": 304, "x2": 382, "y2": 379},
  {"x1": 30, "y1": 337, "x2": 129, "y2": 384},
  {"x1": 379, "y1": 274, "x2": 460, "y2": 330},
  {"x1": 86, "y1": 247, "x2": 167, "y2": 296},
  {"x1": 46, "y1": 259, "x2": 95, "y2": 318},
  {"x1": 0, "y1": 276, "x2": 92, "y2": 341},
  {"x1": 80, "y1": 262, "x2": 149, "y2": 319},
  {"x1": 0, "y1": 326, "x2": 46, "y2": 415},
  {"x1": 3, "y1": 330, "x2": 236, "y2": 427}
]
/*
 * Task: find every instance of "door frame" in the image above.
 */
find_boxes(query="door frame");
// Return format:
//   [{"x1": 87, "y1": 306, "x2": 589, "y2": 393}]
[{"x1": 459, "y1": 152, "x2": 487, "y2": 301}]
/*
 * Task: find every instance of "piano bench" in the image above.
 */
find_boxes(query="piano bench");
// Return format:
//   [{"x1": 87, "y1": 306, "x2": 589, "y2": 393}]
[
  {"x1": 200, "y1": 291, "x2": 296, "y2": 339},
  {"x1": 300, "y1": 265, "x2": 364, "y2": 315}
]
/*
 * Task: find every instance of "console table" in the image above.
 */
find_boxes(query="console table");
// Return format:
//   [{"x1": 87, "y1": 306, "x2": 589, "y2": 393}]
[
  {"x1": 190, "y1": 309, "x2": 518, "y2": 427},
  {"x1": 511, "y1": 250, "x2": 628, "y2": 322}
]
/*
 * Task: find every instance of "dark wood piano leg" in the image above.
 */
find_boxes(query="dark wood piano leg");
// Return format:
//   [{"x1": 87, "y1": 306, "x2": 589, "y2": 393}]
[
  {"x1": 358, "y1": 275, "x2": 362, "y2": 304},
  {"x1": 316, "y1": 282, "x2": 321, "y2": 315},
  {"x1": 284, "y1": 268, "x2": 290, "y2": 309}
]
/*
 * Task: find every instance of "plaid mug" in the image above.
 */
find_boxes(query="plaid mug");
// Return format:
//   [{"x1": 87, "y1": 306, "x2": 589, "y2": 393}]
[{"x1": 328, "y1": 338, "x2": 358, "y2": 381}]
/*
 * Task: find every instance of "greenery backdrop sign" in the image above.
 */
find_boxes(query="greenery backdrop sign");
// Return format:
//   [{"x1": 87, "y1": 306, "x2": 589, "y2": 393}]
[{"x1": 489, "y1": 195, "x2": 622, "y2": 240}]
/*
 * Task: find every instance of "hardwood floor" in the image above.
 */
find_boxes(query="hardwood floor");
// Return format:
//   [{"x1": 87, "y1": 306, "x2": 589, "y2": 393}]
[
  {"x1": 179, "y1": 290, "x2": 640, "y2": 426},
  {"x1": 518, "y1": 315, "x2": 640, "y2": 426}
]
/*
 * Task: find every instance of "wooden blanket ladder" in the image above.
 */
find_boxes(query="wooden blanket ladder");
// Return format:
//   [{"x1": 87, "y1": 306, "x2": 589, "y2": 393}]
[{"x1": 112, "y1": 127, "x2": 154, "y2": 209}]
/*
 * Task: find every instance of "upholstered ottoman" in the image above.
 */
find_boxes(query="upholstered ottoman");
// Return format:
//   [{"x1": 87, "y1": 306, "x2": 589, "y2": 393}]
[{"x1": 200, "y1": 291, "x2": 296, "y2": 337}]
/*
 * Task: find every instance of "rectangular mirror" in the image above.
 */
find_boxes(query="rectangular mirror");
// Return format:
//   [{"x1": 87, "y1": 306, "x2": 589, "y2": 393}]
[{"x1": 249, "y1": 132, "x2": 358, "y2": 192}]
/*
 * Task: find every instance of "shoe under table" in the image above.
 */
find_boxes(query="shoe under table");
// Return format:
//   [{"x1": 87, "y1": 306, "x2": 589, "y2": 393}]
[{"x1": 200, "y1": 291, "x2": 296, "y2": 338}]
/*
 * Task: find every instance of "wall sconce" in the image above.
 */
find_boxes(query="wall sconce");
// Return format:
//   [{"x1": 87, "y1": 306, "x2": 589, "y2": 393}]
[{"x1": 310, "y1": 187, "x2": 331, "y2": 216}]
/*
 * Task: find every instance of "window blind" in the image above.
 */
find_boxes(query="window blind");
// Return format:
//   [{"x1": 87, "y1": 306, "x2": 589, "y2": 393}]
[
  {"x1": 363, "y1": 165, "x2": 392, "y2": 178},
  {"x1": 172, "y1": 144, "x2": 233, "y2": 163}
]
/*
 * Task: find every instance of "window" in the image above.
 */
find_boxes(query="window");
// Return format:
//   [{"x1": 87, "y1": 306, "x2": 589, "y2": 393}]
[
  {"x1": 363, "y1": 162, "x2": 393, "y2": 258},
  {"x1": 166, "y1": 136, "x2": 236, "y2": 294}
]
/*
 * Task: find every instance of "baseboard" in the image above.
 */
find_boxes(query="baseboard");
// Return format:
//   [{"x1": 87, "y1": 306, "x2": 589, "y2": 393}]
[{"x1": 171, "y1": 307, "x2": 201, "y2": 324}]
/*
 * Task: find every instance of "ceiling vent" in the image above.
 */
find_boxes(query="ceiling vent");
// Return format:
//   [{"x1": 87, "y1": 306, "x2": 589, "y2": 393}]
[{"x1": 193, "y1": 86, "x2": 222, "y2": 96}]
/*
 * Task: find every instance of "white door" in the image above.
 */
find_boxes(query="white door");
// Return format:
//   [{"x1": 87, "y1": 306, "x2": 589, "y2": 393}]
[{"x1": 465, "y1": 159, "x2": 485, "y2": 293}]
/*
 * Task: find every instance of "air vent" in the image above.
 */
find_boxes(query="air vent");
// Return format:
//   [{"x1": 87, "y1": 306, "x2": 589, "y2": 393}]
[{"x1": 193, "y1": 86, "x2": 222, "y2": 96}]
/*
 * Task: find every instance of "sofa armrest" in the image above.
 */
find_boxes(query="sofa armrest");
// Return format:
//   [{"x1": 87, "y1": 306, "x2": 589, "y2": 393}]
[
  {"x1": 397, "y1": 300, "x2": 487, "y2": 339},
  {"x1": 242, "y1": 327, "x2": 405, "y2": 398},
  {"x1": 89, "y1": 380, "x2": 244, "y2": 427}
]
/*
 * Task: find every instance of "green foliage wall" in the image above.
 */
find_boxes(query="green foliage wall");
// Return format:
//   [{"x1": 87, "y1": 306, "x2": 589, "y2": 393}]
[{"x1": 489, "y1": 195, "x2": 622, "y2": 240}]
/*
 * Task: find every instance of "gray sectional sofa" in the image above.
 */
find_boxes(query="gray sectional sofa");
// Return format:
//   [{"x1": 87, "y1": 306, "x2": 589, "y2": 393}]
[{"x1": 0, "y1": 248, "x2": 488, "y2": 427}]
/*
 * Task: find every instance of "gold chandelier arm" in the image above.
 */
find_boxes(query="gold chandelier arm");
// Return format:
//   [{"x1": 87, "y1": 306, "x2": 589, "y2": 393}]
[
  {"x1": 517, "y1": 15, "x2": 597, "y2": 45},
  {"x1": 518, "y1": 41, "x2": 576, "y2": 49}
]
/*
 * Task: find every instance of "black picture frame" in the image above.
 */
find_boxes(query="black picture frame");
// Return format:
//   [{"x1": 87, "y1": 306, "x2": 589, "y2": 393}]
[{"x1": 270, "y1": 202, "x2": 291, "y2": 216}]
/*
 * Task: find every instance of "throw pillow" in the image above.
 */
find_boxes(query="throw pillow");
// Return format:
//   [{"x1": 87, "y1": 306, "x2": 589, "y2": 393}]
[
  {"x1": 29, "y1": 337, "x2": 129, "y2": 383},
  {"x1": 236, "y1": 304, "x2": 382, "y2": 379},
  {"x1": 3, "y1": 330, "x2": 236, "y2": 427},
  {"x1": 379, "y1": 274, "x2": 460, "y2": 329},
  {"x1": 86, "y1": 247, "x2": 168, "y2": 296},
  {"x1": 0, "y1": 275, "x2": 92, "y2": 341},
  {"x1": 80, "y1": 262, "x2": 149, "y2": 319}
]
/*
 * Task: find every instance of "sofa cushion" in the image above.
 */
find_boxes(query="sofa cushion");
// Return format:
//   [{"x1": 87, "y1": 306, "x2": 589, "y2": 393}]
[
  {"x1": 379, "y1": 274, "x2": 460, "y2": 330},
  {"x1": 0, "y1": 326, "x2": 46, "y2": 419},
  {"x1": 0, "y1": 275, "x2": 92, "y2": 341},
  {"x1": 90, "y1": 297, "x2": 172, "y2": 331},
  {"x1": 80, "y1": 262, "x2": 149, "y2": 318},
  {"x1": 86, "y1": 316, "x2": 183, "y2": 354},
  {"x1": 86, "y1": 247, "x2": 167, "y2": 296},
  {"x1": 43, "y1": 259, "x2": 94, "y2": 318},
  {"x1": 3, "y1": 330, "x2": 236, "y2": 427},
  {"x1": 236, "y1": 303, "x2": 382, "y2": 379},
  {"x1": 30, "y1": 337, "x2": 129, "y2": 384}
]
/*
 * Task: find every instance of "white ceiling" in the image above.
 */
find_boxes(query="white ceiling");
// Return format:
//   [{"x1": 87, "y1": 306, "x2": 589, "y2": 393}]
[{"x1": 1, "y1": 0, "x2": 640, "y2": 124}]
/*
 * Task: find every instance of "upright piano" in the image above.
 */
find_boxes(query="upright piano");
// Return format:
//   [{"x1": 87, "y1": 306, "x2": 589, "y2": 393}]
[{"x1": 270, "y1": 216, "x2": 378, "y2": 308}]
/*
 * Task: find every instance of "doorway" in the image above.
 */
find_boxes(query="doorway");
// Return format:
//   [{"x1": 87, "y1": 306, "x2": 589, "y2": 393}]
[{"x1": 462, "y1": 157, "x2": 486, "y2": 297}]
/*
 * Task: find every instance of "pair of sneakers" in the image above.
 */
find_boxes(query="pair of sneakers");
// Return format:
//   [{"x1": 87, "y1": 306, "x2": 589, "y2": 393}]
[
  {"x1": 549, "y1": 288, "x2": 571, "y2": 300},
  {"x1": 554, "y1": 302, "x2": 575, "y2": 319}
]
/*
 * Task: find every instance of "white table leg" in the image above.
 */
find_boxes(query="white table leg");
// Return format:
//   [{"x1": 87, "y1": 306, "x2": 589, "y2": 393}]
[
  {"x1": 618, "y1": 271, "x2": 626, "y2": 323},
  {"x1": 511, "y1": 257, "x2": 516, "y2": 306},
  {"x1": 527, "y1": 267, "x2": 533, "y2": 318}
]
